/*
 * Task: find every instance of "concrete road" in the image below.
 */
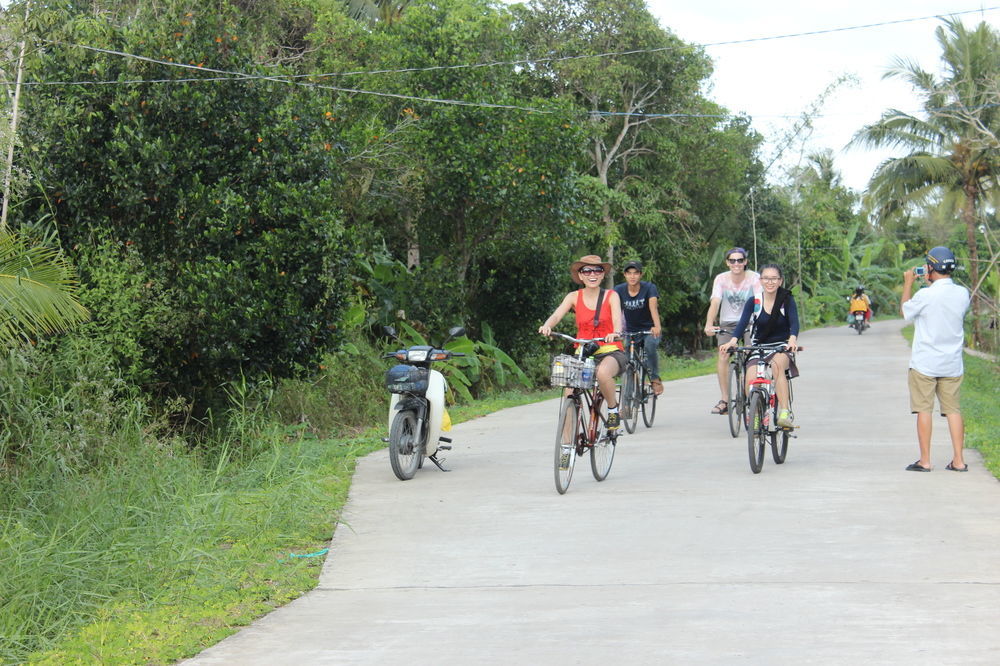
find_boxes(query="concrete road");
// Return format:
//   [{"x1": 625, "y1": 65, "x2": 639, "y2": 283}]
[{"x1": 186, "y1": 319, "x2": 1000, "y2": 665}]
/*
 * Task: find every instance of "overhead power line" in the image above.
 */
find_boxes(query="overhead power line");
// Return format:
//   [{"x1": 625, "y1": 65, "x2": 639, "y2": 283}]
[{"x1": 2, "y1": 5, "x2": 997, "y2": 115}]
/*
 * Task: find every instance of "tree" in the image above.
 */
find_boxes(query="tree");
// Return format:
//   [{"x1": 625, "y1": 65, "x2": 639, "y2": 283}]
[
  {"x1": 852, "y1": 18, "x2": 1000, "y2": 345},
  {"x1": 341, "y1": 0, "x2": 413, "y2": 26},
  {"x1": 515, "y1": 0, "x2": 713, "y2": 267},
  {"x1": 18, "y1": 1, "x2": 353, "y2": 400}
]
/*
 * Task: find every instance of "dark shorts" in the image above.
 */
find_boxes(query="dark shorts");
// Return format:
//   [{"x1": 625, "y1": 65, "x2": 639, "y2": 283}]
[{"x1": 594, "y1": 350, "x2": 626, "y2": 377}]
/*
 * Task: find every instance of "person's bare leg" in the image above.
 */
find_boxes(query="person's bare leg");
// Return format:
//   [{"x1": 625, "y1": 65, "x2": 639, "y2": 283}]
[
  {"x1": 596, "y1": 358, "x2": 619, "y2": 409},
  {"x1": 771, "y1": 354, "x2": 790, "y2": 410},
  {"x1": 717, "y1": 348, "x2": 729, "y2": 402},
  {"x1": 945, "y1": 412, "x2": 965, "y2": 469},
  {"x1": 915, "y1": 412, "x2": 932, "y2": 469}
]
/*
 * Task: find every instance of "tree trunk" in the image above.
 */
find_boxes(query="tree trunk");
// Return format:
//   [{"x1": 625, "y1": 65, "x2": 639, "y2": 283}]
[
  {"x1": 404, "y1": 216, "x2": 419, "y2": 269},
  {"x1": 962, "y1": 186, "x2": 982, "y2": 347},
  {"x1": 1, "y1": 0, "x2": 30, "y2": 231}
]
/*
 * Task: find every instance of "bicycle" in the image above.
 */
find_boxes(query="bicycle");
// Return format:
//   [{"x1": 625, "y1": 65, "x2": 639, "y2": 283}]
[
  {"x1": 717, "y1": 328, "x2": 746, "y2": 438},
  {"x1": 547, "y1": 332, "x2": 620, "y2": 494},
  {"x1": 734, "y1": 341, "x2": 800, "y2": 474},
  {"x1": 618, "y1": 330, "x2": 658, "y2": 434}
]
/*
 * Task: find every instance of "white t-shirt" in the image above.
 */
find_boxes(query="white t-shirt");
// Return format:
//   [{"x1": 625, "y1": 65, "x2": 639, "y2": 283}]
[
  {"x1": 902, "y1": 277, "x2": 970, "y2": 377},
  {"x1": 711, "y1": 270, "x2": 760, "y2": 322}
]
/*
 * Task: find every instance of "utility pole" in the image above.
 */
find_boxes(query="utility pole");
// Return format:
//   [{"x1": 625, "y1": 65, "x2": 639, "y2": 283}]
[{"x1": 1, "y1": 0, "x2": 30, "y2": 232}]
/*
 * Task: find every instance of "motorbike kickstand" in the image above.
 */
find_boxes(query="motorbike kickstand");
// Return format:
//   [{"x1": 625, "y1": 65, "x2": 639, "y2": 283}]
[{"x1": 428, "y1": 453, "x2": 450, "y2": 472}]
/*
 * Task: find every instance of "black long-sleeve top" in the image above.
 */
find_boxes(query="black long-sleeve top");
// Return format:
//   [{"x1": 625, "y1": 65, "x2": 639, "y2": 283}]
[{"x1": 732, "y1": 290, "x2": 800, "y2": 344}]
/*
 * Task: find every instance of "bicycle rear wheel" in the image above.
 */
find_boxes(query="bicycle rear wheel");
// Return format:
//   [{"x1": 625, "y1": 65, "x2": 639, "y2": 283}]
[
  {"x1": 621, "y1": 363, "x2": 639, "y2": 434},
  {"x1": 640, "y1": 365, "x2": 657, "y2": 427},
  {"x1": 771, "y1": 429, "x2": 789, "y2": 464},
  {"x1": 747, "y1": 391, "x2": 767, "y2": 474},
  {"x1": 590, "y1": 395, "x2": 616, "y2": 481},
  {"x1": 554, "y1": 396, "x2": 580, "y2": 494},
  {"x1": 727, "y1": 360, "x2": 743, "y2": 438}
]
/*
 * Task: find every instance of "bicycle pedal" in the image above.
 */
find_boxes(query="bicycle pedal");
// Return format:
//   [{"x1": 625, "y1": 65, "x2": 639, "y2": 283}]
[
  {"x1": 438, "y1": 444, "x2": 452, "y2": 450},
  {"x1": 439, "y1": 436, "x2": 453, "y2": 443}
]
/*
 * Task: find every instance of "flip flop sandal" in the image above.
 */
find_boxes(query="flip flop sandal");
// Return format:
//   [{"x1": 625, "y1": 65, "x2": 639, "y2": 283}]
[
  {"x1": 945, "y1": 462, "x2": 969, "y2": 472},
  {"x1": 711, "y1": 399, "x2": 728, "y2": 415},
  {"x1": 651, "y1": 379, "x2": 664, "y2": 395}
]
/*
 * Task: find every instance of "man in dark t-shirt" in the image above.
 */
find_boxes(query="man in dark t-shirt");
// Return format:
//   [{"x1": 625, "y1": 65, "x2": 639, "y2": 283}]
[{"x1": 613, "y1": 260, "x2": 663, "y2": 395}]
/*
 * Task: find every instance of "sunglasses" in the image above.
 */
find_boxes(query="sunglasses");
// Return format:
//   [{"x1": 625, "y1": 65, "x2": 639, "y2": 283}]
[
  {"x1": 727, "y1": 257, "x2": 746, "y2": 264},
  {"x1": 579, "y1": 266, "x2": 605, "y2": 275}
]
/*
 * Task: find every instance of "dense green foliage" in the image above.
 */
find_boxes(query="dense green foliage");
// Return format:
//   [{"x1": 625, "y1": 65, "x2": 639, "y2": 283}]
[{"x1": 20, "y1": 2, "x2": 353, "y2": 400}]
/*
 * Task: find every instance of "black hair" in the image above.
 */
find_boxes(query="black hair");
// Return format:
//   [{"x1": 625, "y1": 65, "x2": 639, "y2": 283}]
[{"x1": 759, "y1": 263, "x2": 783, "y2": 278}]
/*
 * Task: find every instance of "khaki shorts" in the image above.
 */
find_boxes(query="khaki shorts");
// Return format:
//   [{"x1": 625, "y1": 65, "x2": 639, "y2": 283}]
[{"x1": 908, "y1": 369, "x2": 963, "y2": 415}]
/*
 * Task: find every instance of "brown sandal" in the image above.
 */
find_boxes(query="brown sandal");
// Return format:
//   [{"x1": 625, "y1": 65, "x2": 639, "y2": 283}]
[{"x1": 711, "y1": 399, "x2": 728, "y2": 415}]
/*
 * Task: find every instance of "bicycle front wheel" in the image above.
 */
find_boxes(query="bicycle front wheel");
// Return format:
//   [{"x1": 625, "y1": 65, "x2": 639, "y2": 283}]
[
  {"x1": 747, "y1": 392, "x2": 767, "y2": 474},
  {"x1": 640, "y1": 364, "x2": 657, "y2": 428},
  {"x1": 590, "y1": 397, "x2": 616, "y2": 481},
  {"x1": 727, "y1": 361, "x2": 742, "y2": 438},
  {"x1": 621, "y1": 364, "x2": 639, "y2": 434},
  {"x1": 389, "y1": 409, "x2": 422, "y2": 481},
  {"x1": 554, "y1": 396, "x2": 580, "y2": 494}
]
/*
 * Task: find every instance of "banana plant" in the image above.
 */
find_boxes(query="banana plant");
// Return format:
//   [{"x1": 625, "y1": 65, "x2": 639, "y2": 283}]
[{"x1": 392, "y1": 320, "x2": 529, "y2": 404}]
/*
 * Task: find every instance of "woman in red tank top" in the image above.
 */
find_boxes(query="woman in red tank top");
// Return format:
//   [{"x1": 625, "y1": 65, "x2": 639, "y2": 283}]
[{"x1": 538, "y1": 255, "x2": 626, "y2": 431}]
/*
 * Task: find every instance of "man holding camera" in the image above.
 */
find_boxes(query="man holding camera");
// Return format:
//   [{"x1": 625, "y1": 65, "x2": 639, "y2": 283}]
[{"x1": 900, "y1": 246, "x2": 971, "y2": 472}]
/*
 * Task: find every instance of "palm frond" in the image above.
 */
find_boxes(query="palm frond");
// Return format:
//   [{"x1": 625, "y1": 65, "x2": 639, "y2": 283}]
[
  {"x1": 0, "y1": 232, "x2": 89, "y2": 347},
  {"x1": 849, "y1": 111, "x2": 941, "y2": 151}
]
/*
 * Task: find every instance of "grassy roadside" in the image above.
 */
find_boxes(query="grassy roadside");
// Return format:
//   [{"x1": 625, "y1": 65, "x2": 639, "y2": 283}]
[
  {"x1": 900, "y1": 324, "x2": 999, "y2": 478},
  {"x1": 12, "y1": 355, "x2": 717, "y2": 665},
  {"x1": 14, "y1": 389, "x2": 554, "y2": 665}
]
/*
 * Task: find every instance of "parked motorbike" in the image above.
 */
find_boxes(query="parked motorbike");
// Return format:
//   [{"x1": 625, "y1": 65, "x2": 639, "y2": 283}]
[
  {"x1": 850, "y1": 310, "x2": 868, "y2": 335},
  {"x1": 382, "y1": 326, "x2": 466, "y2": 480}
]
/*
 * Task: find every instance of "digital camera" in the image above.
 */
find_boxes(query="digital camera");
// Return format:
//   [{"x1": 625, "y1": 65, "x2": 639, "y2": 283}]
[{"x1": 913, "y1": 266, "x2": 926, "y2": 276}]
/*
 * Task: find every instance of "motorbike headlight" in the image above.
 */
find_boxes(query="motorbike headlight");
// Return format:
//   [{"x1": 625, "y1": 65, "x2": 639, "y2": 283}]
[{"x1": 406, "y1": 349, "x2": 429, "y2": 362}]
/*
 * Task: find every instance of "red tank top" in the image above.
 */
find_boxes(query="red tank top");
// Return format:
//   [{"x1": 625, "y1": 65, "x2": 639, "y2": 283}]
[{"x1": 575, "y1": 289, "x2": 624, "y2": 352}]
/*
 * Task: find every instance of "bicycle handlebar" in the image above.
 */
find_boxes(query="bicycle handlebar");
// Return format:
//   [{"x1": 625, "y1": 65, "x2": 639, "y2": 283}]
[
  {"x1": 729, "y1": 342, "x2": 804, "y2": 354},
  {"x1": 546, "y1": 332, "x2": 608, "y2": 345},
  {"x1": 620, "y1": 330, "x2": 654, "y2": 339}
]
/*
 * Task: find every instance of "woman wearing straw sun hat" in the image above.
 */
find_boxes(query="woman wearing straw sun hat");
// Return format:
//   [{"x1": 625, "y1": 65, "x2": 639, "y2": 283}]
[{"x1": 538, "y1": 255, "x2": 625, "y2": 431}]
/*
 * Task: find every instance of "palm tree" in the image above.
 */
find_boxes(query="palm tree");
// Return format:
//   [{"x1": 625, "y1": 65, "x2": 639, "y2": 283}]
[
  {"x1": 852, "y1": 18, "x2": 1000, "y2": 345},
  {"x1": 0, "y1": 231, "x2": 89, "y2": 347}
]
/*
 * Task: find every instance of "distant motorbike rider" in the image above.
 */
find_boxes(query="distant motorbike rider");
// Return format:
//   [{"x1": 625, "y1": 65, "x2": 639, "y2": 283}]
[{"x1": 848, "y1": 285, "x2": 872, "y2": 325}]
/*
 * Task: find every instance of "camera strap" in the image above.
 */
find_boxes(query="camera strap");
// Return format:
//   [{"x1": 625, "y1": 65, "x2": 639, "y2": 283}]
[{"x1": 593, "y1": 288, "x2": 605, "y2": 330}]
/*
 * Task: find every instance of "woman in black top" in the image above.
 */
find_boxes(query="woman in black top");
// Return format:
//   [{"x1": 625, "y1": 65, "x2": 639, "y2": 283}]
[{"x1": 721, "y1": 263, "x2": 800, "y2": 427}]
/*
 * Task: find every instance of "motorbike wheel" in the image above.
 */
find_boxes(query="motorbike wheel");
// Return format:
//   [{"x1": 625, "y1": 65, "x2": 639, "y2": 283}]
[{"x1": 389, "y1": 410, "x2": 423, "y2": 481}]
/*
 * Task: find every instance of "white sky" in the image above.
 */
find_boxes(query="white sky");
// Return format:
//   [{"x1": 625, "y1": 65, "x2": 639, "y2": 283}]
[{"x1": 645, "y1": 1, "x2": 1000, "y2": 191}]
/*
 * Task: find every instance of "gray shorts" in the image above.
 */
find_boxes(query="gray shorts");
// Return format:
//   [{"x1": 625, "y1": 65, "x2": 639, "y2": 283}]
[
  {"x1": 717, "y1": 320, "x2": 742, "y2": 346},
  {"x1": 594, "y1": 350, "x2": 626, "y2": 377}
]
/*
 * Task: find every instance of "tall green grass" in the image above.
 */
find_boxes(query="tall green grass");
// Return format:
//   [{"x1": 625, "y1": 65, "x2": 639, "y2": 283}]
[
  {"x1": 962, "y1": 353, "x2": 1000, "y2": 477},
  {"x1": 0, "y1": 331, "x2": 554, "y2": 663},
  {"x1": 0, "y1": 328, "x2": 716, "y2": 663}
]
